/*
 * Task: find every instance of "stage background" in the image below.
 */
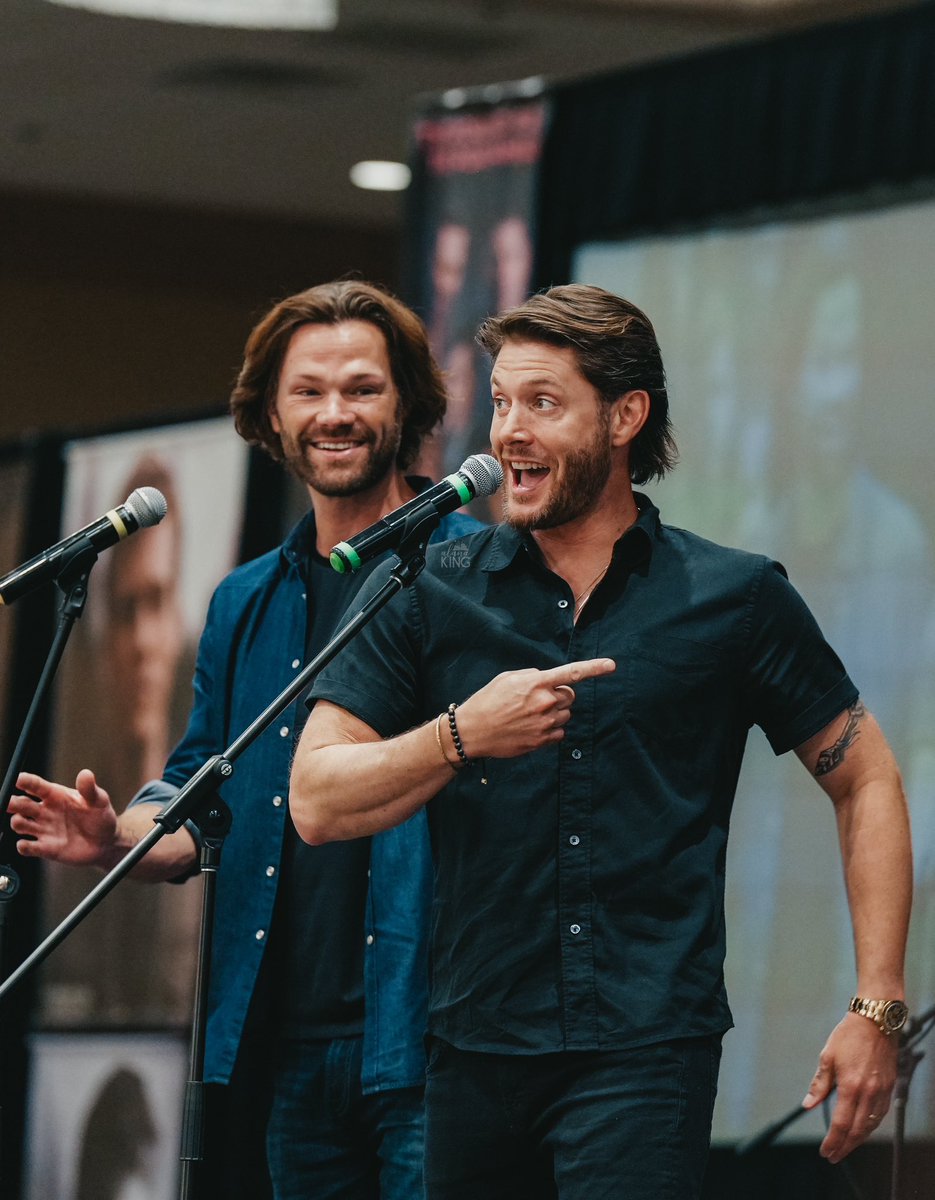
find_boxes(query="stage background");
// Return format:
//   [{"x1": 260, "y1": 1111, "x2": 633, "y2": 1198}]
[{"x1": 575, "y1": 195, "x2": 935, "y2": 1142}]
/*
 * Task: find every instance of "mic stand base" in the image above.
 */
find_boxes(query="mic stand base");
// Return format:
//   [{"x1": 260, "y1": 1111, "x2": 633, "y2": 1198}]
[{"x1": 178, "y1": 796, "x2": 232, "y2": 1200}]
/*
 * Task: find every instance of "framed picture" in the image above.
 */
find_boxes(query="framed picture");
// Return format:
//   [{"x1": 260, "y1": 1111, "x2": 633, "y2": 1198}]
[
  {"x1": 24, "y1": 1030, "x2": 188, "y2": 1200},
  {"x1": 38, "y1": 417, "x2": 248, "y2": 1029}
]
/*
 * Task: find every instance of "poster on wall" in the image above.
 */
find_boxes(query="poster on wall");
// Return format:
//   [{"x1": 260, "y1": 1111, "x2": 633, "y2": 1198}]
[
  {"x1": 25, "y1": 1030, "x2": 187, "y2": 1200},
  {"x1": 36, "y1": 417, "x2": 248, "y2": 1030},
  {"x1": 407, "y1": 95, "x2": 548, "y2": 490}
]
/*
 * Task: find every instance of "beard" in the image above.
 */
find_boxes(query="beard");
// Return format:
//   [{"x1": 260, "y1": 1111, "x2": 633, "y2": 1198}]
[
  {"x1": 280, "y1": 415, "x2": 404, "y2": 497},
  {"x1": 503, "y1": 408, "x2": 614, "y2": 531}
]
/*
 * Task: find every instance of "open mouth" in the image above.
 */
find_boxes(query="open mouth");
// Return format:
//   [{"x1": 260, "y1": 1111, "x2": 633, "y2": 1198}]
[{"x1": 510, "y1": 461, "x2": 550, "y2": 494}]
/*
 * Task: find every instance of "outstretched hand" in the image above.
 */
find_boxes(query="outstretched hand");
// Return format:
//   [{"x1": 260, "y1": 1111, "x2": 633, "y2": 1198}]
[
  {"x1": 802, "y1": 1012, "x2": 899, "y2": 1163},
  {"x1": 454, "y1": 658, "x2": 616, "y2": 761},
  {"x1": 8, "y1": 769, "x2": 118, "y2": 867}
]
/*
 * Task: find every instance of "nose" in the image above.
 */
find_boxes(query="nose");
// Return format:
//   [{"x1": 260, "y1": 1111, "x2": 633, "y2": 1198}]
[
  {"x1": 316, "y1": 391, "x2": 356, "y2": 427},
  {"x1": 492, "y1": 401, "x2": 531, "y2": 445}
]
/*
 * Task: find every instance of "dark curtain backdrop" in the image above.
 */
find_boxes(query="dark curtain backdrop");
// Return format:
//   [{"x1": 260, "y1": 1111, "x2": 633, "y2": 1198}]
[{"x1": 535, "y1": 1, "x2": 935, "y2": 287}]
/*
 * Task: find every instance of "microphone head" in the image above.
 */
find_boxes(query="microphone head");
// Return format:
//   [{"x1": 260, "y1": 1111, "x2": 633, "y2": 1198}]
[
  {"x1": 459, "y1": 454, "x2": 503, "y2": 498},
  {"x1": 125, "y1": 486, "x2": 168, "y2": 529}
]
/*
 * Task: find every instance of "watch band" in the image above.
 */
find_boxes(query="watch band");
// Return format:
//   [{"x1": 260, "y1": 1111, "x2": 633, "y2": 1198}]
[{"x1": 848, "y1": 996, "x2": 909, "y2": 1036}]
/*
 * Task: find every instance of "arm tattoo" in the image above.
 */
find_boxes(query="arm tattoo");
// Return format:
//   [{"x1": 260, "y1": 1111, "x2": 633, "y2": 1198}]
[{"x1": 814, "y1": 700, "x2": 866, "y2": 778}]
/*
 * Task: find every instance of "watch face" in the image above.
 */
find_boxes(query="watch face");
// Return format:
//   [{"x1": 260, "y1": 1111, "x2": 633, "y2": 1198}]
[{"x1": 882, "y1": 1000, "x2": 909, "y2": 1033}]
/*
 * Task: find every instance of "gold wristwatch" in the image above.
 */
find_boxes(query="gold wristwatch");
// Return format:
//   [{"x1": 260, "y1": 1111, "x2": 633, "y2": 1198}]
[{"x1": 848, "y1": 996, "x2": 909, "y2": 1036}]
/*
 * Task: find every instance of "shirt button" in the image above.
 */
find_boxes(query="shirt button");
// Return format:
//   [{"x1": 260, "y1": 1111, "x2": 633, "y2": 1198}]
[
  {"x1": 366, "y1": 934, "x2": 375, "y2": 946},
  {"x1": 256, "y1": 929, "x2": 265, "y2": 941},
  {"x1": 569, "y1": 924, "x2": 581, "y2": 935},
  {"x1": 569, "y1": 835, "x2": 580, "y2": 846},
  {"x1": 571, "y1": 748, "x2": 582, "y2": 761},
  {"x1": 292, "y1": 658, "x2": 300, "y2": 669},
  {"x1": 266, "y1": 865, "x2": 276, "y2": 877},
  {"x1": 279, "y1": 726, "x2": 290, "y2": 738},
  {"x1": 272, "y1": 795, "x2": 283, "y2": 807},
  {"x1": 557, "y1": 599, "x2": 569, "y2": 609}
]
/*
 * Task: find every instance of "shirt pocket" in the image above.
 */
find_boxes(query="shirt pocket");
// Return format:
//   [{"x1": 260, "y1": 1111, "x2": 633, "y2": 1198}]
[{"x1": 623, "y1": 634, "x2": 724, "y2": 750}]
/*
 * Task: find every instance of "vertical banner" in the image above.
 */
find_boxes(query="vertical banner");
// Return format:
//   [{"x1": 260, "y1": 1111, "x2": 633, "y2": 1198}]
[
  {"x1": 406, "y1": 97, "x2": 548, "y2": 484},
  {"x1": 38, "y1": 417, "x2": 248, "y2": 1030}
]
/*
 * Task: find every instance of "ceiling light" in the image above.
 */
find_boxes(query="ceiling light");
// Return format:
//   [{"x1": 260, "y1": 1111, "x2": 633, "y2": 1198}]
[
  {"x1": 44, "y1": 0, "x2": 338, "y2": 30},
  {"x1": 349, "y1": 161, "x2": 411, "y2": 192}
]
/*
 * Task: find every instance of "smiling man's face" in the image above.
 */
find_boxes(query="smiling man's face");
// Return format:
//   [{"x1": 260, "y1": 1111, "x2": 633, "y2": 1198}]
[
  {"x1": 270, "y1": 320, "x2": 403, "y2": 497},
  {"x1": 489, "y1": 338, "x2": 616, "y2": 531}
]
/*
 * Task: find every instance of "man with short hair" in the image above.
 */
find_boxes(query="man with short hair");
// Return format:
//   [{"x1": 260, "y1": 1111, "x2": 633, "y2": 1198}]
[
  {"x1": 289, "y1": 284, "x2": 912, "y2": 1199},
  {"x1": 11, "y1": 280, "x2": 482, "y2": 1199}
]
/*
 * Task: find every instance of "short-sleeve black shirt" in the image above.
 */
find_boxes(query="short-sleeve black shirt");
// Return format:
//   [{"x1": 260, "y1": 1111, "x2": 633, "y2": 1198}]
[{"x1": 309, "y1": 498, "x2": 858, "y2": 1055}]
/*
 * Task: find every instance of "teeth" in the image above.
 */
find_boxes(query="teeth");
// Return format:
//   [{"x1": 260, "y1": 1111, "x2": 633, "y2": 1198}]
[
  {"x1": 511, "y1": 461, "x2": 546, "y2": 471},
  {"x1": 315, "y1": 441, "x2": 358, "y2": 450}
]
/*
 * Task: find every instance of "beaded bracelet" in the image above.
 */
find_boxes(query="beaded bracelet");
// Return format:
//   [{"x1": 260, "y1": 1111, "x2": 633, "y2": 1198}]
[
  {"x1": 447, "y1": 702, "x2": 487, "y2": 784},
  {"x1": 446, "y1": 703, "x2": 470, "y2": 766}
]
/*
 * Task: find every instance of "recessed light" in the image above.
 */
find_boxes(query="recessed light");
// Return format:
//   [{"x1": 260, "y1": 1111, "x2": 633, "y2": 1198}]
[
  {"x1": 349, "y1": 161, "x2": 412, "y2": 192},
  {"x1": 44, "y1": 0, "x2": 338, "y2": 30}
]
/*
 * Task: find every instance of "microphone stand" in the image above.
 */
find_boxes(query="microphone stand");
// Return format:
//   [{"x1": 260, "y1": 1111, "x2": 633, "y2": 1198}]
[
  {"x1": 890, "y1": 1000, "x2": 935, "y2": 1200},
  {"x1": 0, "y1": 537, "x2": 100, "y2": 1196},
  {"x1": 735, "y1": 1001, "x2": 935, "y2": 1200},
  {"x1": 0, "y1": 514, "x2": 437, "y2": 1199}
]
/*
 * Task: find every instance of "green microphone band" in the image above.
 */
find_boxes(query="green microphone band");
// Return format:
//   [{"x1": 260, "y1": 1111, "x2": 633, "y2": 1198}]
[
  {"x1": 330, "y1": 543, "x2": 360, "y2": 573},
  {"x1": 444, "y1": 472, "x2": 473, "y2": 505}
]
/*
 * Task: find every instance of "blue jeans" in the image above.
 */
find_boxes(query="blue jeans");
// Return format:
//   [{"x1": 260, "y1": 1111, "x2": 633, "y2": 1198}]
[
  {"x1": 424, "y1": 1036, "x2": 721, "y2": 1200},
  {"x1": 266, "y1": 1036, "x2": 424, "y2": 1200}
]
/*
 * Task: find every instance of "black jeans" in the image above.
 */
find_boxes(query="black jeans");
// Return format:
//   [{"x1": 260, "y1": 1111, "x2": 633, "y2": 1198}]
[{"x1": 424, "y1": 1035, "x2": 721, "y2": 1200}]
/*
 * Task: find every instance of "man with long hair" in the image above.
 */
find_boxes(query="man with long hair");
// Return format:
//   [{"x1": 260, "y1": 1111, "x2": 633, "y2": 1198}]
[{"x1": 11, "y1": 280, "x2": 482, "y2": 1199}]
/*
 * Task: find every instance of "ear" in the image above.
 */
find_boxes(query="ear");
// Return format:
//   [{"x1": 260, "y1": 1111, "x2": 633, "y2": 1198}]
[
  {"x1": 609, "y1": 389, "x2": 650, "y2": 448},
  {"x1": 268, "y1": 400, "x2": 282, "y2": 435}
]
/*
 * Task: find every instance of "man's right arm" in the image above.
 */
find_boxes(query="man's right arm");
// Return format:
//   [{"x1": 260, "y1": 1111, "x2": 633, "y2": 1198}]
[
  {"x1": 291, "y1": 657, "x2": 616, "y2": 844},
  {"x1": 9, "y1": 769, "x2": 198, "y2": 882}
]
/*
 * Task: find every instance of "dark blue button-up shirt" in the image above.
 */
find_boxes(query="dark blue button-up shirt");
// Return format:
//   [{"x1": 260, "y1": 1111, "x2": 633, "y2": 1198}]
[
  {"x1": 310, "y1": 497, "x2": 858, "y2": 1055},
  {"x1": 132, "y1": 500, "x2": 481, "y2": 1088}
]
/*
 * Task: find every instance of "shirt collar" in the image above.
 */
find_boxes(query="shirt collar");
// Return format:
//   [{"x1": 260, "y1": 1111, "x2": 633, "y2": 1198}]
[{"x1": 479, "y1": 492, "x2": 657, "y2": 576}]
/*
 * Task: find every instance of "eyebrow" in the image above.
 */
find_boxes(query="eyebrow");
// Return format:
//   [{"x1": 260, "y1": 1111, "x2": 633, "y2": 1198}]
[
  {"x1": 490, "y1": 374, "x2": 561, "y2": 391},
  {"x1": 286, "y1": 369, "x2": 386, "y2": 384}
]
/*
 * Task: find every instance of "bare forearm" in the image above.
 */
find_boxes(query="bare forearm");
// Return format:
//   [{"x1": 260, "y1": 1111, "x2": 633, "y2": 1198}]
[
  {"x1": 101, "y1": 805, "x2": 199, "y2": 881},
  {"x1": 291, "y1": 716, "x2": 457, "y2": 844},
  {"x1": 835, "y1": 777, "x2": 912, "y2": 996}
]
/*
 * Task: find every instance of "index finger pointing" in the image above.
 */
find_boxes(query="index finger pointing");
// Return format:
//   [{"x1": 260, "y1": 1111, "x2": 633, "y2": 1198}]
[{"x1": 541, "y1": 659, "x2": 616, "y2": 686}]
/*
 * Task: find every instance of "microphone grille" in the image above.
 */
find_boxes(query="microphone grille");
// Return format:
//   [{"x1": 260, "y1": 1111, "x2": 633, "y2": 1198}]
[
  {"x1": 125, "y1": 486, "x2": 168, "y2": 529},
  {"x1": 459, "y1": 454, "x2": 503, "y2": 499}
]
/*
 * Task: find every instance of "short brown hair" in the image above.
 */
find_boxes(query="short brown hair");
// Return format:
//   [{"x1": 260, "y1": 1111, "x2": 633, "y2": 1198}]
[
  {"x1": 477, "y1": 284, "x2": 677, "y2": 484},
  {"x1": 231, "y1": 280, "x2": 447, "y2": 470}
]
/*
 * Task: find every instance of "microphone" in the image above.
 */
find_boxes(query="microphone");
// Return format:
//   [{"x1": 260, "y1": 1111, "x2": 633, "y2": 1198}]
[
  {"x1": 330, "y1": 453, "x2": 503, "y2": 574},
  {"x1": 0, "y1": 486, "x2": 169, "y2": 605}
]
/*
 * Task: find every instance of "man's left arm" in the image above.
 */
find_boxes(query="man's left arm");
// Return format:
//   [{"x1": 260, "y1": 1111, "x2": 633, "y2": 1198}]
[{"x1": 794, "y1": 700, "x2": 913, "y2": 1164}]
